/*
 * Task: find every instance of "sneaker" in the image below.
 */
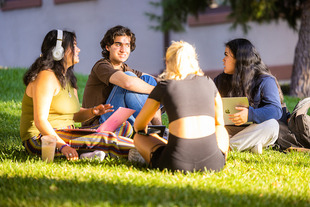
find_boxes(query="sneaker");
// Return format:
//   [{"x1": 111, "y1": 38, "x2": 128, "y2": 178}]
[
  {"x1": 80, "y1": 150, "x2": 106, "y2": 161},
  {"x1": 250, "y1": 143, "x2": 263, "y2": 154},
  {"x1": 128, "y1": 148, "x2": 146, "y2": 164}
]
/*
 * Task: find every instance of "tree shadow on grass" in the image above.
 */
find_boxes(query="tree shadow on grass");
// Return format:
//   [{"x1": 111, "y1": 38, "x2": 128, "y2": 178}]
[
  {"x1": 1, "y1": 148, "x2": 309, "y2": 206},
  {"x1": 0, "y1": 143, "x2": 148, "y2": 172},
  {"x1": 0, "y1": 175, "x2": 309, "y2": 207},
  {"x1": 2, "y1": 145, "x2": 309, "y2": 171}
]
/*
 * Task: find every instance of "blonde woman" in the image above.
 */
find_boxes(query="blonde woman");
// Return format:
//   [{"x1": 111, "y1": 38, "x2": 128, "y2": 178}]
[{"x1": 134, "y1": 41, "x2": 229, "y2": 172}]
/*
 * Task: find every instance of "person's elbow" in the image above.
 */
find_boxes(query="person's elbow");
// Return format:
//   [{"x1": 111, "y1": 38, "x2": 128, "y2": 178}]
[
  {"x1": 34, "y1": 120, "x2": 41, "y2": 129},
  {"x1": 274, "y1": 106, "x2": 283, "y2": 120},
  {"x1": 133, "y1": 122, "x2": 139, "y2": 132},
  {"x1": 134, "y1": 121, "x2": 145, "y2": 133},
  {"x1": 34, "y1": 117, "x2": 46, "y2": 130},
  {"x1": 122, "y1": 80, "x2": 134, "y2": 90}
]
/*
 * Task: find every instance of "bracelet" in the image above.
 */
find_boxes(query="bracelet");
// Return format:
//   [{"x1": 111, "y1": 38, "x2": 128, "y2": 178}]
[{"x1": 59, "y1": 144, "x2": 69, "y2": 152}]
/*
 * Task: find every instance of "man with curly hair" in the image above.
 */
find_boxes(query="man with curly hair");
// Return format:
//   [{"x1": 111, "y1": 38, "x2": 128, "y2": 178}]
[{"x1": 82, "y1": 25, "x2": 161, "y2": 127}]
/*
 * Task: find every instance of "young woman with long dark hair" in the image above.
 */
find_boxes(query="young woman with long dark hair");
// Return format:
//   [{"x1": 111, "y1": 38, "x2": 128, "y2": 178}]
[{"x1": 214, "y1": 38, "x2": 283, "y2": 154}]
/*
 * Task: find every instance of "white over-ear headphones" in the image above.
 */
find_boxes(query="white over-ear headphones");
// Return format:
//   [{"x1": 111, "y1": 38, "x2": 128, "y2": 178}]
[{"x1": 52, "y1": 30, "x2": 64, "y2": 61}]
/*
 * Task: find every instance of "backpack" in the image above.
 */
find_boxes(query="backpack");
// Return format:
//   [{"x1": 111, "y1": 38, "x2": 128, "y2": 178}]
[{"x1": 275, "y1": 98, "x2": 310, "y2": 150}]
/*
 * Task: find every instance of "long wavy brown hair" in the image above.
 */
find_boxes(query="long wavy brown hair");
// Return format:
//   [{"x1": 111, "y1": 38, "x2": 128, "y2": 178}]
[
  {"x1": 23, "y1": 30, "x2": 77, "y2": 89},
  {"x1": 226, "y1": 38, "x2": 283, "y2": 105}
]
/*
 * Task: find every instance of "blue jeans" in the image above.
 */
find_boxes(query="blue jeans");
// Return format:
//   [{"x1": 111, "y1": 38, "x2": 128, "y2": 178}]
[{"x1": 99, "y1": 71, "x2": 157, "y2": 125}]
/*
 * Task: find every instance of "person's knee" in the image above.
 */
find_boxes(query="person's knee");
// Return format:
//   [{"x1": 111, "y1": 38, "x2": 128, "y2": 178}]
[
  {"x1": 133, "y1": 133, "x2": 145, "y2": 151},
  {"x1": 259, "y1": 119, "x2": 279, "y2": 145},
  {"x1": 141, "y1": 74, "x2": 157, "y2": 86},
  {"x1": 124, "y1": 71, "x2": 137, "y2": 77},
  {"x1": 133, "y1": 133, "x2": 141, "y2": 145},
  {"x1": 262, "y1": 119, "x2": 279, "y2": 134},
  {"x1": 261, "y1": 119, "x2": 279, "y2": 146}
]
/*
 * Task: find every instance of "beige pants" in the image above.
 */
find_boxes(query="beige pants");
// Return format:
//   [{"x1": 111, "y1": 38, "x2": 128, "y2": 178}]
[{"x1": 228, "y1": 119, "x2": 279, "y2": 152}]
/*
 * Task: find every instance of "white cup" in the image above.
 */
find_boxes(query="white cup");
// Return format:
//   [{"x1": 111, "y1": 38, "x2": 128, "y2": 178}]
[{"x1": 41, "y1": 135, "x2": 56, "y2": 163}]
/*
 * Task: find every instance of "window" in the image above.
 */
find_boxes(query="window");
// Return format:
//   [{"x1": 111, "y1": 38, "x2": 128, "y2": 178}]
[
  {"x1": 54, "y1": 0, "x2": 94, "y2": 4},
  {"x1": 1, "y1": 0, "x2": 42, "y2": 11},
  {"x1": 188, "y1": 5, "x2": 233, "y2": 27}
]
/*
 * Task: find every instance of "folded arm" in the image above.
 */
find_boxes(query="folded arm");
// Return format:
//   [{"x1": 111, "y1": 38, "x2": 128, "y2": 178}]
[
  {"x1": 109, "y1": 71, "x2": 155, "y2": 94},
  {"x1": 248, "y1": 77, "x2": 282, "y2": 123}
]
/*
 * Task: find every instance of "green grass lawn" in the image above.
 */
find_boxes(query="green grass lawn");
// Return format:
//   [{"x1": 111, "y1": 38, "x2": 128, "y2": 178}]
[{"x1": 0, "y1": 68, "x2": 309, "y2": 207}]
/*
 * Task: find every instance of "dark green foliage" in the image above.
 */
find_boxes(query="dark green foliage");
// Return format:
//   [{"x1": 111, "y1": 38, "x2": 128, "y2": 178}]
[
  {"x1": 281, "y1": 84, "x2": 290, "y2": 95},
  {"x1": 147, "y1": 0, "x2": 305, "y2": 33},
  {"x1": 228, "y1": 0, "x2": 304, "y2": 32},
  {"x1": 146, "y1": 0, "x2": 213, "y2": 32}
]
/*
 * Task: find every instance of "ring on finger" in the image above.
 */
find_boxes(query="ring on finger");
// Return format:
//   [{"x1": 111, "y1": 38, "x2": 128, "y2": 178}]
[{"x1": 68, "y1": 153, "x2": 72, "y2": 156}]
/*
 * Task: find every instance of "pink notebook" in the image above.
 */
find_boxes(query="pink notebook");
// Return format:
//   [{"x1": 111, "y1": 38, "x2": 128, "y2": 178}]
[
  {"x1": 96, "y1": 107, "x2": 135, "y2": 132},
  {"x1": 62, "y1": 107, "x2": 135, "y2": 133}
]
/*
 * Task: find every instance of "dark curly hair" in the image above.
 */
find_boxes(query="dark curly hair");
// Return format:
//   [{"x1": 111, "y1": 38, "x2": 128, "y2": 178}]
[
  {"x1": 100, "y1": 25, "x2": 136, "y2": 59},
  {"x1": 226, "y1": 38, "x2": 283, "y2": 105},
  {"x1": 23, "y1": 30, "x2": 77, "y2": 89}
]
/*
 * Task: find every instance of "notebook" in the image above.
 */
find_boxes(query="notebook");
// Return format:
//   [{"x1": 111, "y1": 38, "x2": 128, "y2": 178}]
[
  {"x1": 62, "y1": 107, "x2": 135, "y2": 133},
  {"x1": 222, "y1": 97, "x2": 252, "y2": 125}
]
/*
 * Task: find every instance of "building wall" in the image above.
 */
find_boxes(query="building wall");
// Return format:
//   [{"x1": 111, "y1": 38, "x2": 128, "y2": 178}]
[
  {"x1": 172, "y1": 21, "x2": 298, "y2": 71},
  {"x1": 0, "y1": 0, "x2": 164, "y2": 75},
  {"x1": 0, "y1": 0, "x2": 299, "y2": 80},
  {"x1": 172, "y1": 20, "x2": 298, "y2": 80}
]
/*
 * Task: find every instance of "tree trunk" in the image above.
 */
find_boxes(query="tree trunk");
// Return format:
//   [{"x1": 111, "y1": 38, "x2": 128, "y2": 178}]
[{"x1": 290, "y1": 0, "x2": 310, "y2": 97}]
